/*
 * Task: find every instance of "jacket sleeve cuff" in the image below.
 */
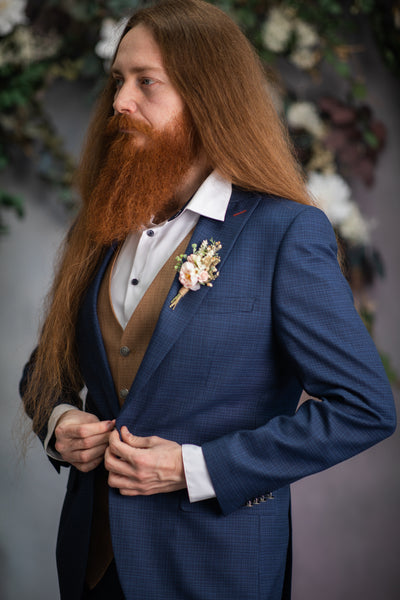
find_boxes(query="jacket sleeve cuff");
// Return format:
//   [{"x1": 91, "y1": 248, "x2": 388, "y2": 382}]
[{"x1": 44, "y1": 404, "x2": 78, "y2": 461}]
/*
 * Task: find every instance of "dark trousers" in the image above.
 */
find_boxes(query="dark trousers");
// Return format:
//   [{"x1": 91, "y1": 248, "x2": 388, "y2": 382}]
[{"x1": 81, "y1": 560, "x2": 125, "y2": 600}]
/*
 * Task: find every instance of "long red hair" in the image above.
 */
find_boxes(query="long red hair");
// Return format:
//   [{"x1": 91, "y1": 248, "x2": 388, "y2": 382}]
[{"x1": 23, "y1": 0, "x2": 312, "y2": 436}]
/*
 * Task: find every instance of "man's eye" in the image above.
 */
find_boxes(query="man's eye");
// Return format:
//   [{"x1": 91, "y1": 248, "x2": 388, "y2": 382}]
[{"x1": 140, "y1": 78, "x2": 155, "y2": 86}]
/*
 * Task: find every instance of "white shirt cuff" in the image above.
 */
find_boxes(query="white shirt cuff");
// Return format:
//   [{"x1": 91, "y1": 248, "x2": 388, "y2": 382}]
[
  {"x1": 44, "y1": 404, "x2": 77, "y2": 460},
  {"x1": 182, "y1": 444, "x2": 216, "y2": 502}
]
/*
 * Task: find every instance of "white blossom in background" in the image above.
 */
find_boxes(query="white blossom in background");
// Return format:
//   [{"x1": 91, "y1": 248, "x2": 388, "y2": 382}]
[
  {"x1": 262, "y1": 7, "x2": 320, "y2": 71},
  {"x1": 290, "y1": 46, "x2": 320, "y2": 70},
  {"x1": 290, "y1": 19, "x2": 320, "y2": 69},
  {"x1": 339, "y1": 203, "x2": 372, "y2": 245},
  {"x1": 294, "y1": 19, "x2": 319, "y2": 48},
  {"x1": 95, "y1": 17, "x2": 129, "y2": 63},
  {"x1": 307, "y1": 171, "x2": 353, "y2": 226},
  {"x1": 261, "y1": 6, "x2": 293, "y2": 53},
  {"x1": 0, "y1": 0, "x2": 27, "y2": 36},
  {"x1": 0, "y1": 27, "x2": 60, "y2": 67},
  {"x1": 308, "y1": 171, "x2": 373, "y2": 245},
  {"x1": 286, "y1": 101, "x2": 325, "y2": 138}
]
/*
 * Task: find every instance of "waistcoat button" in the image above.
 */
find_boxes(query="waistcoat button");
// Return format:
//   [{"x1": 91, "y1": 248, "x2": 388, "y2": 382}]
[
  {"x1": 120, "y1": 346, "x2": 130, "y2": 357},
  {"x1": 119, "y1": 388, "x2": 129, "y2": 399}
]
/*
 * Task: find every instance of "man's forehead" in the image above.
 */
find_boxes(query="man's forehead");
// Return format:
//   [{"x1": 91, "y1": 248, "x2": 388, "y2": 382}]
[{"x1": 112, "y1": 24, "x2": 165, "y2": 73}]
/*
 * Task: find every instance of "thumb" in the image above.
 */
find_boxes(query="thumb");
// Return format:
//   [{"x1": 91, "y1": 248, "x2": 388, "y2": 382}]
[{"x1": 120, "y1": 426, "x2": 153, "y2": 448}]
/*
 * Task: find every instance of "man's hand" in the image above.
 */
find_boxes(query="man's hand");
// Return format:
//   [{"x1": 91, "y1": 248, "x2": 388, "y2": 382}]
[
  {"x1": 54, "y1": 409, "x2": 115, "y2": 472},
  {"x1": 105, "y1": 426, "x2": 186, "y2": 496}
]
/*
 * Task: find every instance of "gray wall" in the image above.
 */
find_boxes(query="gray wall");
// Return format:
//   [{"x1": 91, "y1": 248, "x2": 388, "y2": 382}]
[{"x1": 1, "y1": 55, "x2": 399, "y2": 600}]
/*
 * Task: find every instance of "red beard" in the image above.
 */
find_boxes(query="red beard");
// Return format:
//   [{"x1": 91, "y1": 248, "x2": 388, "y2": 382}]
[{"x1": 84, "y1": 111, "x2": 199, "y2": 245}]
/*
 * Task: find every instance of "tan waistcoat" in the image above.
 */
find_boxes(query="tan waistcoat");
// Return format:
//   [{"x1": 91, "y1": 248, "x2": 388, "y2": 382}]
[{"x1": 85, "y1": 231, "x2": 193, "y2": 589}]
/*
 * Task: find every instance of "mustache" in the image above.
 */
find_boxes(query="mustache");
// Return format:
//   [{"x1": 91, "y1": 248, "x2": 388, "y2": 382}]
[{"x1": 105, "y1": 114, "x2": 153, "y2": 137}]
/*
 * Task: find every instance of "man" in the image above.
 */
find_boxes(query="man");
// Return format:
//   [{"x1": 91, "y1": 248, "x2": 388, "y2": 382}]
[{"x1": 21, "y1": 1, "x2": 396, "y2": 599}]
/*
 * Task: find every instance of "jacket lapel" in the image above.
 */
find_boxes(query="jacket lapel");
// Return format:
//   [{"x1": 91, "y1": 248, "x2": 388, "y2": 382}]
[
  {"x1": 122, "y1": 188, "x2": 262, "y2": 405},
  {"x1": 77, "y1": 245, "x2": 121, "y2": 418}
]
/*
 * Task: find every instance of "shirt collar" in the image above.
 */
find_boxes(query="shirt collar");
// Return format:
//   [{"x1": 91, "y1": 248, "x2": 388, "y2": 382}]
[{"x1": 184, "y1": 170, "x2": 232, "y2": 222}]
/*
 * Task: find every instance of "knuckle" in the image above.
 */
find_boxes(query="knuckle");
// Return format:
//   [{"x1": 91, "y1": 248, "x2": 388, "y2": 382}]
[
  {"x1": 108, "y1": 474, "x2": 118, "y2": 488},
  {"x1": 82, "y1": 436, "x2": 94, "y2": 450},
  {"x1": 136, "y1": 454, "x2": 150, "y2": 470},
  {"x1": 76, "y1": 450, "x2": 89, "y2": 463},
  {"x1": 76, "y1": 425, "x2": 87, "y2": 438}
]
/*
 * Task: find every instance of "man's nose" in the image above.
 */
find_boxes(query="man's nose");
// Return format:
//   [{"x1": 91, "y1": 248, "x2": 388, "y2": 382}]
[{"x1": 113, "y1": 86, "x2": 138, "y2": 115}]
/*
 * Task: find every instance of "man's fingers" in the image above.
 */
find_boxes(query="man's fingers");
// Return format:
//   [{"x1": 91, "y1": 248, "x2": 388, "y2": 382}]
[
  {"x1": 120, "y1": 426, "x2": 155, "y2": 448},
  {"x1": 56, "y1": 418, "x2": 115, "y2": 440},
  {"x1": 55, "y1": 428, "x2": 114, "y2": 455},
  {"x1": 58, "y1": 442, "x2": 109, "y2": 466},
  {"x1": 104, "y1": 446, "x2": 136, "y2": 477}
]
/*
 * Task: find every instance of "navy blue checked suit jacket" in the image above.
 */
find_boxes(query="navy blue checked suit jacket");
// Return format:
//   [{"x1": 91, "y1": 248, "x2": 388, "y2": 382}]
[{"x1": 24, "y1": 188, "x2": 396, "y2": 600}]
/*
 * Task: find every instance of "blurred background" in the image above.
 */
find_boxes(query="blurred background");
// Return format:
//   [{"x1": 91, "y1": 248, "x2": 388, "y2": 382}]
[{"x1": 1, "y1": 1, "x2": 399, "y2": 599}]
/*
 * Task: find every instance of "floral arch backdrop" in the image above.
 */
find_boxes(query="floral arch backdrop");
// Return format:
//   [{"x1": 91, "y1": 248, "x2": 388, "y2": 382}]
[{"x1": 1, "y1": 0, "x2": 399, "y2": 380}]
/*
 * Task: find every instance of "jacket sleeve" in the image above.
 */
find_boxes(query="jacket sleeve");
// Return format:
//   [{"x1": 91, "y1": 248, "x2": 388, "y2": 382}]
[
  {"x1": 202, "y1": 206, "x2": 396, "y2": 515},
  {"x1": 19, "y1": 347, "x2": 81, "y2": 471}
]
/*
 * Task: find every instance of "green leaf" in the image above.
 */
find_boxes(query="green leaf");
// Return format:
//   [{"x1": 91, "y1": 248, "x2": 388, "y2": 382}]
[
  {"x1": 354, "y1": 0, "x2": 375, "y2": 14},
  {"x1": 363, "y1": 130, "x2": 379, "y2": 149},
  {"x1": 107, "y1": 0, "x2": 143, "y2": 16},
  {"x1": 318, "y1": 0, "x2": 343, "y2": 15},
  {"x1": 351, "y1": 80, "x2": 367, "y2": 100},
  {"x1": 0, "y1": 190, "x2": 25, "y2": 218},
  {"x1": 334, "y1": 59, "x2": 351, "y2": 77},
  {"x1": 66, "y1": 2, "x2": 100, "y2": 22},
  {"x1": 235, "y1": 8, "x2": 257, "y2": 29},
  {"x1": 0, "y1": 155, "x2": 9, "y2": 170}
]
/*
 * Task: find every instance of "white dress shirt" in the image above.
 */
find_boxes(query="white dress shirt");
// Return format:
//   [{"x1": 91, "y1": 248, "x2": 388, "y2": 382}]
[{"x1": 46, "y1": 171, "x2": 232, "y2": 502}]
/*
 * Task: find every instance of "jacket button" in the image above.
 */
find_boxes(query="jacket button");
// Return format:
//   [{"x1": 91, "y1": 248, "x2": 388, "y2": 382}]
[
  {"x1": 120, "y1": 346, "x2": 130, "y2": 357},
  {"x1": 119, "y1": 388, "x2": 129, "y2": 399}
]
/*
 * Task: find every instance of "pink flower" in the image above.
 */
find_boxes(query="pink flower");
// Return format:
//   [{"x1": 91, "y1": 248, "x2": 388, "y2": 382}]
[
  {"x1": 198, "y1": 270, "x2": 209, "y2": 283},
  {"x1": 179, "y1": 262, "x2": 200, "y2": 290}
]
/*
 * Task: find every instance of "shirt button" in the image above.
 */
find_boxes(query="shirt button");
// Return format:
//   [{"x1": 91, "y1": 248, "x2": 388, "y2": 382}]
[
  {"x1": 120, "y1": 346, "x2": 130, "y2": 357},
  {"x1": 131, "y1": 278, "x2": 139, "y2": 285},
  {"x1": 146, "y1": 229, "x2": 155, "y2": 237},
  {"x1": 119, "y1": 388, "x2": 129, "y2": 400}
]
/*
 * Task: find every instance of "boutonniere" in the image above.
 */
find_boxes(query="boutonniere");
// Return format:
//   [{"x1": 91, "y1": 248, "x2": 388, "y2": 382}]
[{"x1": 170, "y1": 239, "x2": 222, "y2": 310}]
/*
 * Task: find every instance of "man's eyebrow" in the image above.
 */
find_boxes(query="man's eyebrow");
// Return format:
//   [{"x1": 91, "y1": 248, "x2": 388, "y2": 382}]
[{"x1": 111, "y1": 65, "x2": 163, "y2": 76}]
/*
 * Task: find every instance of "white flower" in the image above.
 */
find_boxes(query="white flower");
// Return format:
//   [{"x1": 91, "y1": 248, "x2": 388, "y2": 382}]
[
  {"x1": 294, "y1": 19, "x2": 319, "y2": 48},
  {"x1": 307, "y1": 171, "x2": 353, "y2": 226},
  {"x1": 339, "y1": 204, "x2": 372, "y2": 245},
  {"x1": 179, "y1": 262, "x2": 201, "y2": 291},
  {"x1": 261, "y1": 7, "x2": 293, "y2": 53},
  {"x1": 0, "y1": 0, "x2": 27, "y2": 37},
  {"x1": 290, "y1": 46, "x2": 320, "y2": 70},
  {"x1": 0, "y1": 26, "x2": 60, "y2": 67},
  {"x1": 95, "y1": 17, "x2": 129, "y2": 61},
  {"x1": 286, "y1": 101, "x2": 325, "y2": 138},
  {"x1": 289, "y1": 19, "x2": 320, "y2": 70}
]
